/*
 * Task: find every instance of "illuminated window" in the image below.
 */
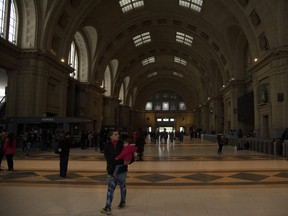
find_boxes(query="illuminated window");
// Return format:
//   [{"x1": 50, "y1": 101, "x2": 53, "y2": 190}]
[
  {"x1": 68, "y1": 41, "x2": 79, "y2": 79},
  {"x1": 0, "y1": 0, "x2": 17, "y2": 44},
  {"x1": 133, "y1": 32, "x2": 151, "y2": 47},
  {"x1": 162, "y1": 102, "x2": 169, "y2": 110},
  {"x1": 142, "y1": 56, "x2": 155, "y2": 66},
  {"x1": 0, "y1": 0, "x2": 4, "y2": 36},
  {"x1": 145, "y1": 102, "x2": 153, "y2": 110},
  {"x1": 173, "y1": 72, "x2": 184, "y2": 78},
  {"x1": 174, "y1": 56, "x2": 187, "y2": 66},
  {"x1": 157, "y1": 118, "x2": 162, "y2": 122},
  {"x1": 144, "y1": 91, "x2": 187, "y2": 111},
  {"x1": 176, "y1": 32, "x2": 193, "y2": 46},
  {"x1": 163, "y1": 118, "x2": 169, "y2": 122},
  {"x1": 179, "y1": 0, "x2": 203, "y2": 12},
  {"x1": 119, "y1": 0, "x2": 144, "y2": 13},
  {"x1": 179, "y1": 102, "x2": 186, "y2": 110},
  {"x1": 147, "y1": 72, "x2": 158, "y2": 78}
]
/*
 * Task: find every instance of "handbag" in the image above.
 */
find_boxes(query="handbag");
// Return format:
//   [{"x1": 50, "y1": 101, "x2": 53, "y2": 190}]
[{"x1": 54, "y1": 141, "x2": 62, "y2": 154}]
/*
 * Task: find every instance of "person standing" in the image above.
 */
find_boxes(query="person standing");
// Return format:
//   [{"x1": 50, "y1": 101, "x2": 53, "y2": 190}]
[
  {"x1": 281, "y1": 128, "x2": 288, "y2": 140},
  {"x1": 135, "y1": 129, "x2": 146, "y2": 161},
  {"x1": 58, "y1": 132, "x2": 71, "y2": 177},
  {"x1": 4, "y1": 133, "x2": 17, "y2": 171},
  {"x1": 237, "y1": 129, "x2": 243, "y2": 149},
  {"x1": 217, "y1": 131, "x2": 227, "y2": 156},
  {"x1": 101, "y1": 130, "x2": 128, "y2": 215},
  {"x1": 0, "y1": 129, "x2": 7, "y2": 170}
]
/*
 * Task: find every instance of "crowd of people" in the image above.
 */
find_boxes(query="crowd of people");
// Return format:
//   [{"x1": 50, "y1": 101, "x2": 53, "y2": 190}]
[{"x1": 2, "y1": 126, "x2": 288, "y2": 215}]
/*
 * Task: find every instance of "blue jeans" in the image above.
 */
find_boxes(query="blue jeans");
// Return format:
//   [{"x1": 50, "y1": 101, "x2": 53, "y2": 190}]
[
  {"x1": 113, "y1": 164, "x2": 124, "y2": 176},
  {"x1": 105, "y1": 172, "x2": 127, "y2": 208}
]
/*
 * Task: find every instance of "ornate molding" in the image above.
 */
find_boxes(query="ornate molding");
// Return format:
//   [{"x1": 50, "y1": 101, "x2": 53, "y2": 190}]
[{"x1": 248, "y1": 46, "x2": 288, "y2": 74}]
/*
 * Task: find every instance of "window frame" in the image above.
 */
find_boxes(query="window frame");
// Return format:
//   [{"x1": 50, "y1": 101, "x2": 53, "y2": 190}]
[{"x1": 0, "y1": 0, "x2": 18, "y2": 44}]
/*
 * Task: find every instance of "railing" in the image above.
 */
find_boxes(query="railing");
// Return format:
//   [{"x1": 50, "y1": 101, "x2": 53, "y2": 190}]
[
  {"x1": 0, "y1": 96, "x2": 6, "y2": 110},
  {"x1": 0, "y1": 96, "x2": 6, "y2": 103},
  {"x1": 202, "y1": 134, "x2": 287, "y2": 158}
]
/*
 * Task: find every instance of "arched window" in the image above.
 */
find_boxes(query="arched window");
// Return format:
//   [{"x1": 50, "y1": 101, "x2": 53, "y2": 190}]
[
  {"x1": 103, "y1": 66, "x2": 112, "y2": 96},
  {"x1": 145, "y1": 90, "x2": 187, "y2": 111},
  {"x1": 0, "y1": 0, "x2": 17, "y2": 44},
  {"x1": 119, "y1": 83, "x2": 124, "y2": 104},
  {"x1": 68, "y1": 41, "x2": 79, "y2": 79}
]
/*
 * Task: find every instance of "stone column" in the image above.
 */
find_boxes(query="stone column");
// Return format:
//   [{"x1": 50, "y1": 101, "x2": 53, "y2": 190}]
[
  {"x1": 208, "y1": 95, "x2": 223, "y2": 133},
  {"x1": 200, "y1": 104, "x2": 209, "y2": 132},
  {"x1": 78, "y1": 83, "x2": 105, "y2": 131},
  {"x1": 119, "y1": 104, "x2": 131, "y2": 128},
  {"x1": 222, "y1": 80, "x2": 245, "y2": 133},
  {"x1": 6, "y1": 50, "x2": 72, "y2": 117},
  {"x1": 102, "y1": 96, "x2": 120, "y2": 127}
]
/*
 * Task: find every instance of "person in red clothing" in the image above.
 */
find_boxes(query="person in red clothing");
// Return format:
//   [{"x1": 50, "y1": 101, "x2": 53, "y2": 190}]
[
  {"x1": 4, "y1": 132, "x2": 17, "y2": 171},
  {"x1": 0, "y1": 129, "x2": 8, "y2": 170},
  {"x1": 112, "y1": 138, "x2": 137, "y2": 178}
]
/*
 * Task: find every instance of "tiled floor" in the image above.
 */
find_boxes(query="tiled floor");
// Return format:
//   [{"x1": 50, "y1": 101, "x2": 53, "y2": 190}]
[{"x1": 1, "y1": 137, "x2": 288, "y2": 216}]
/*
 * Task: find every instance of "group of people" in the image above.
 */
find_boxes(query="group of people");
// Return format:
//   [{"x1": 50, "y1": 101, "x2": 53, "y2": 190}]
[
  {"x1": 53, "y1": 128, "x2": 144, "y2": 215},
  {"x1": 0, "y1": 129, "x2": 17, "y2": 171}
]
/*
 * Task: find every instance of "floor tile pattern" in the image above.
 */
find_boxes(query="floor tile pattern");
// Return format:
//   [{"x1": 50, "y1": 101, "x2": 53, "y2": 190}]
[{"x1": 1, "y1": 138, "x2": 288, "y2": 216}]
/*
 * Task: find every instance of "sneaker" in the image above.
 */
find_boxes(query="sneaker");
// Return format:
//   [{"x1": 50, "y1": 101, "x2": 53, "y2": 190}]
[
  {"x1": 118, "y1": 201, "x2": 126, "y2": 209},
  {"x1": 100, "y1": 207, "x2": 111, "y2": 215}
]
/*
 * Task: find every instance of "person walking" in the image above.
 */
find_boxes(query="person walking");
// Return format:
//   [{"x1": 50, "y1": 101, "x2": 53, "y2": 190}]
[
  {"x1": 58, "y1": 132, "x2": 71, "y2": 178},
  {"x1": 3, "y1": 132, "x2": 17, "y2": 171},
  {"x1": 101, "y1": 129, "x2": 128, "y2": 215}
]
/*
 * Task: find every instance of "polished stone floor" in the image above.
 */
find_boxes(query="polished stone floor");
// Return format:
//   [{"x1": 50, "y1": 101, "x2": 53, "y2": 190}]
[{"x1": 0, "y1": 137, "x2": 288, "y2": 216}]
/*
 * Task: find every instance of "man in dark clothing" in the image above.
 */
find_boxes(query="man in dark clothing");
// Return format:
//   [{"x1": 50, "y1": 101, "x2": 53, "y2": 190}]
[
  {"x1": 281, "y1": 128, "x2": 288, "y2": 140},
  {"x1": 58, "y1": 132, "x2": 71, "y2": 177},
  {"x1": 101, "y1": 130, "x2": 128, "y2": 215}
]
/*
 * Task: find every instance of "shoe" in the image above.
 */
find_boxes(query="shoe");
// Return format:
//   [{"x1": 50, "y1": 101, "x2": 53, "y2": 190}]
[
  {"x1": 118, "y1": 201, "x2": 126, "y2": 209},
  {"x1": 100, "y1": 207, "x2": 111, "y2": 215}
]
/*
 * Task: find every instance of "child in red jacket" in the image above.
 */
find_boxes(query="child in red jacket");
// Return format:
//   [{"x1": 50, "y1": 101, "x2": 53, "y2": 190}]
[{"x1": 112, "y1": 138, "x2": 137, "y2": 178}]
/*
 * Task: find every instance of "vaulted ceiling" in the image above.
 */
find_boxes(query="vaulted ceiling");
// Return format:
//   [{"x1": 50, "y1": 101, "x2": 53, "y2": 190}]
[{"x1": 42, "y1": 0, "x2": 262, "y2": 111}]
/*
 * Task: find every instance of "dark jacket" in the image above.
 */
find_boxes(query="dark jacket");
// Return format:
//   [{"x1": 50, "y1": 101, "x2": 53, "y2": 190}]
[
  {"x1": 58, "y1": 138, "x2": 71, "y2": 156},
  {"x1": 104, "y1": 139, "x2": 127, "y2": 175},
  {"x1": 217, "y1": 133, "x2": 227, "y2": 145},
  {"x1": 135, "y1": 136, "x2": 145, "y2": 153}
]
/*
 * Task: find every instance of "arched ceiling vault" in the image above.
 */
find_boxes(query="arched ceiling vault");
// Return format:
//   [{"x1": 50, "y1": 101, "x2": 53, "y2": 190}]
[{"x1": 41, "y1": 0, "x2": 271, "y2": 111}]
